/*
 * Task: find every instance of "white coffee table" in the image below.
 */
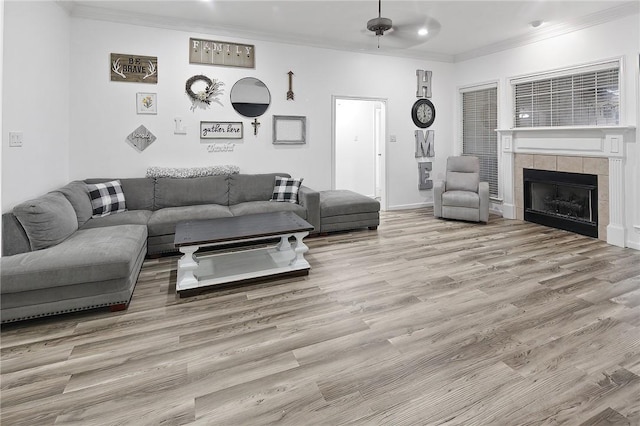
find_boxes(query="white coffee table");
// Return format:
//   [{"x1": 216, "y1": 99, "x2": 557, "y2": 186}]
[{"x1": 173, "y1": 211, "x2": 314, "y2": 295}]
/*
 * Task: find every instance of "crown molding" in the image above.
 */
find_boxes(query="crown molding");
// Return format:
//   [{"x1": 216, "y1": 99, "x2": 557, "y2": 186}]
[
  {"x1": 55, "y1": 0, "x2": 74, "y2": 14},
  {"x1": 454, "y1": 1, "x2": 640, "y2": 63},
  {"x1": 68, "y1": 3, "x2": 455, "y2": 63},
  {"x1": 67, "y1": 1, "x2": 636, "y2": 65}
]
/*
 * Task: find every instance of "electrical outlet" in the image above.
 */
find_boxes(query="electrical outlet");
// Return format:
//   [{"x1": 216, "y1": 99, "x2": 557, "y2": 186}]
[
  {"x1": 389, "y1": 134, "x2": 397, "y2": 143},
  {"x1": 9, "y1": 132, "x2": 23, "y2": 147}
]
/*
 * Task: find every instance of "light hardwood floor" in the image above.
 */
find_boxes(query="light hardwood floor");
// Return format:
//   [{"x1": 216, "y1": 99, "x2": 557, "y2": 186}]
[{"x1": 2, "y1": 209, "x2": 640, "y2": 425}]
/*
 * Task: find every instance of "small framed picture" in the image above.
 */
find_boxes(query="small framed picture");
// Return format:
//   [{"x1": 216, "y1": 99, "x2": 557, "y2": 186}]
[{"x1": 136, "y1": 92, "x2": 157, "y2": 114}]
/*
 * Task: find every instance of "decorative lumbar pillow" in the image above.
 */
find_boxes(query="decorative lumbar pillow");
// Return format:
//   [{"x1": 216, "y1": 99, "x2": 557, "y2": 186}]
[
  {"x1": 86, "y1": 180, "x2": 127, "y2": 217},
  {"x1": 270, "y1": 176, "x2": 303, "y2": 203},
  {"x1": 146, "y1": 165, "x2": 240, "y2": 178},
  {"x1": 13, "y1": 192, "x2": 79, "y2": 251}
]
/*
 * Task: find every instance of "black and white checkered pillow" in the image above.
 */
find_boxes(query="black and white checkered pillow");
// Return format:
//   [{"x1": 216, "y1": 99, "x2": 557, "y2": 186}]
[
  {"x1": 86, "y1": 180, "x2": 127, "y2": 217},
  {"x1": 270, "y1": 176, "x2": 304, "y2": 203}
]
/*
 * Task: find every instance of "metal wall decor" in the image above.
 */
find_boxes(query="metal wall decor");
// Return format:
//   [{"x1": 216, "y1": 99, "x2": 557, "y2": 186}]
[
  {"x1": 415, "y1": 130, "x2": 435, "y2": 158},
  {"x1": 418, "y1": 162, "x2": 433, "y2": 190},
  {"x1": 189, "y1": 38, "x2": 255, "y2": 68},
  {"x1": 126, "y1": 125, "x2": 156, "y2": 152},
  {"x1": 287, "y1": 71, "x2": 295, "y2": 100},
  {"x1": 414, "y1": 69, "x2": 435, "y2": 191},
  {"x1": 416, "y1": 70, "x2": 432, "y2": 98},
  {"x1": 111, "y1": 53, "x2": 157, "y2": 83}
]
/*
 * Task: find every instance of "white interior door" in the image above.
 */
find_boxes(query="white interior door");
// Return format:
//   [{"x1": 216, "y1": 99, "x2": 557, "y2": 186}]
[{"x1": 333, "y1": 97, "x2": 386, "y2": 209}]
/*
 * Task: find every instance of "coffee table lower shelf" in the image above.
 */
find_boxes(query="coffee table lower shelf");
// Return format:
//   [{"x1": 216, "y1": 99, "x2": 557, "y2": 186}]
[{"x1": 176, "y1": 234, "x2": 310, "y2": 295}]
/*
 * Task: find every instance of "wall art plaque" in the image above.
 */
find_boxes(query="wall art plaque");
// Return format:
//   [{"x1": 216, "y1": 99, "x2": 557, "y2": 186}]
[
  {"x1": 111, "y1": 53, "x2": 157, "y2": 83},
  {"x1": 200, "y1": 122, "x2": 243, "y2": 140},
  {"x1": 127, "y1": 125, "x2": 156, "y2": 152},
  {"x1": 189, "y1": 38, "x2": 255, "y2": 68}
]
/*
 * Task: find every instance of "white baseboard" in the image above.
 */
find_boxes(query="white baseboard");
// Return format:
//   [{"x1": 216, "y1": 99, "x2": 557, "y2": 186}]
[
  {"x1": 386, "y1": 202, "x2": 431, "y2": 211},
  {"x1": 626, "y1": 240, "x2": 640, "y2": 251}
]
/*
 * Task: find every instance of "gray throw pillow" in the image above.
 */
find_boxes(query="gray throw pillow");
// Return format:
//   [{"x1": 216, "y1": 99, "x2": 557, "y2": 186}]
[{"x1": 13, "y1": 192, "x2": 79, "y2": 250}]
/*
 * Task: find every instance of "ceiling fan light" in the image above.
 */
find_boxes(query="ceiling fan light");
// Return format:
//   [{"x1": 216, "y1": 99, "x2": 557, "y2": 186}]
[
  {"x1": 367, "y1": 17, "x2": 393, "y2": 36},
  {"x1": 418, "y1": 28, "x2": 428, "y2": 36}
]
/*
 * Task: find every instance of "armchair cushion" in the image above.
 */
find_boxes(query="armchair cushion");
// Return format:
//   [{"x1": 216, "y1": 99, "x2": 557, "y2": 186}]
[
  {"x1": 442, "y1": 191, "x2": 479, "y2": 209},
  {"x1": 445, "y1": 156, "x2": 479, "y2": 192}
]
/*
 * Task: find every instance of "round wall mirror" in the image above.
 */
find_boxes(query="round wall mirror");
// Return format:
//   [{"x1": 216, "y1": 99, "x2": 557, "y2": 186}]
[{"x1": 230, "y1": 77, "x2": 271, "y2": 117}]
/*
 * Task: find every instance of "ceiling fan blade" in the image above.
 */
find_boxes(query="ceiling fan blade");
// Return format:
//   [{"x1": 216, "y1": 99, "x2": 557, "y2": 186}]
[{"x1": 392, "y1": 16, "x2": 441, "y2": 39}]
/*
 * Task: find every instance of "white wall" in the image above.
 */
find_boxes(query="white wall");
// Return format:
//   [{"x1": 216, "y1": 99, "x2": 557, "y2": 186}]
[
  {"x1": 68, "y1": 18, "x2": 454, "y2": 210},
  {"x1": 454, "y1": 14, "x2": 639, "y2": 248},
  {"x1": 1, "y1": 1, "x2": 70, "y2": 212},
  {"x1": 2, "y1": 3, "x2": 637, "y2": 234}
]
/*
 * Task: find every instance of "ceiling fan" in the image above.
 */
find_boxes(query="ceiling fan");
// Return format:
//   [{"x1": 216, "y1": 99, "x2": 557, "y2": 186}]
[{"x1": 365, "y1": 0, "x2": 440, "y2": 49}]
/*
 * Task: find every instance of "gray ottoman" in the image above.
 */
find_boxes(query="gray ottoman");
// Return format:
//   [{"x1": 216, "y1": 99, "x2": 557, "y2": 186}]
[{"x1": 319, "y1": 190, "x2": 380, "y2": 233}]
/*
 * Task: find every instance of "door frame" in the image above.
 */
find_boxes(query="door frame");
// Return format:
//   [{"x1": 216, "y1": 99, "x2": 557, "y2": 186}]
[{"x1": 331, "y1": 95, "x2": 388, "y2": 211}]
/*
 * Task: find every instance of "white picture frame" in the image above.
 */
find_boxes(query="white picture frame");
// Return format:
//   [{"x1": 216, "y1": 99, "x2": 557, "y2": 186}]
[
  {"x1": 136, "y1": 92, "x2": 157, "y2": 114},
  {"x1": 273, "y1": 115, "x2": 306, "y2": 144}
]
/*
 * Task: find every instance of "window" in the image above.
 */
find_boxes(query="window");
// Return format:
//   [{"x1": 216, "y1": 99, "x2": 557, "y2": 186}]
[
  {"x1": 461, "y1": 85, "x2": 498, "y2": 198},
  {"x1": 513, "y1": 62, "x2": 619, "y2": 127}
]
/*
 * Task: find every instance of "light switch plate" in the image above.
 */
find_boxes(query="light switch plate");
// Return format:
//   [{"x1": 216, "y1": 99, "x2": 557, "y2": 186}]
[{"x1": 9, "y1": 132, "x2": 23, "y2": 147}]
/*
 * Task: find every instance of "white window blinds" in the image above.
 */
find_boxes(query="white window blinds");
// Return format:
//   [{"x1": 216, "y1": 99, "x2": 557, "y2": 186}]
[
  {"x1": 462, "y1": 86, "x2": 498, "y2": 197},
  {"x1": 514, "y1": 65, "x2": 619, "y2": 127}
]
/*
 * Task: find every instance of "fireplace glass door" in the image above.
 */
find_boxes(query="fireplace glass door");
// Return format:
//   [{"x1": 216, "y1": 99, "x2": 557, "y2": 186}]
[
  {"x1": 524, "y1": 169, "x2": 598, "y2": 238},
  {"x1": 529, "y1": 182, "x2": 592, "y2": 222}
]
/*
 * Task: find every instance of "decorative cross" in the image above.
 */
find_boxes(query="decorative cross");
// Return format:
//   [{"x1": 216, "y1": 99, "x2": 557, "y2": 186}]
[{"x1": 252, "y1": 118, "x2": 260, "y2": 135}]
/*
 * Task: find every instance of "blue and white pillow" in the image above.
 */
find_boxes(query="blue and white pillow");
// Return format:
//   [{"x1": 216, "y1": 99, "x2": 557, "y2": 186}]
[
  {"x1": 270, "y1": 176, "x2": 303, "y2": 203},
  {"x1": 86, "y1": 180, "x2": 127, "y2": 217}
]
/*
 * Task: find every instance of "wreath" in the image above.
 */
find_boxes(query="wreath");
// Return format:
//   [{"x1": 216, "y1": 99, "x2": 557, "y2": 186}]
[{"x1": 185, "y1": 74, "x2": 224, "y2": 111}]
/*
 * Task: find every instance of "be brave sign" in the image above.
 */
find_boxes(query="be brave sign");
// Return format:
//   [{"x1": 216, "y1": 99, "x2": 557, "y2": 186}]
[
  {"x1": 111, "y1": 53, "x2": 158, "y2": 83},
  {"x1": 189, "y1": 38, "x2": 255, "y2": 69}
]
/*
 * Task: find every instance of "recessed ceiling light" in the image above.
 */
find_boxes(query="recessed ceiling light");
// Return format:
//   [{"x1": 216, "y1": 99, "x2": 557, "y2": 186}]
[
  {"x1": 529, "y1": 20, "x2": 543, "y2": 28},
  {"x1": 418, "y1": 28, "x2": 428, "y2": 36}
]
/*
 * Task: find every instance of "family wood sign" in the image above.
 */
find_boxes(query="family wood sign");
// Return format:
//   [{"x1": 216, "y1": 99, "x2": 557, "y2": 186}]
[
  {"x1": 111, "y1": 53, "x2": 157, "y2": 83},
  {"x1": 189, "y1": 38, "x2": 255, "y2": 69}
]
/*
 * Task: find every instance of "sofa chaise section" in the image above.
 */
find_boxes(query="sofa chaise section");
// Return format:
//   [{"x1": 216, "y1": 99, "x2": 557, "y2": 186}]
[{"x1": 1, "y1": 221, "x2": 147, "y2": 323}]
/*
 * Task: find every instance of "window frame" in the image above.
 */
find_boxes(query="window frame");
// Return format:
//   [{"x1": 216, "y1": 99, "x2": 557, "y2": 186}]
[
  {"x1": 459, "y1": 81, "x2": 500, "y2": 200},
  {"x1": 509, "y1": 58, "x2": 624, "y2": 129}
]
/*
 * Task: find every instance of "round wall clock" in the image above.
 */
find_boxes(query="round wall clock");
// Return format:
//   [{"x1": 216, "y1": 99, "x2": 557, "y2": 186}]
[{"x1": 411, "y1": 98, "x2": 436, "y2": 128}]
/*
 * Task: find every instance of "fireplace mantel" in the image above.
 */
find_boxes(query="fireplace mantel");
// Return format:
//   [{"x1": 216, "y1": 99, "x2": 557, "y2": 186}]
[{"x1": 497, "y1": 125, "x2": 636, "y2": 248}]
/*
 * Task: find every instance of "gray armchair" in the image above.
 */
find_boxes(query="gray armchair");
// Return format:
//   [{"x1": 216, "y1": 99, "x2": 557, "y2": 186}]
[{"x1": 433, "y1": 156, "x2": 489, "y2": 223}]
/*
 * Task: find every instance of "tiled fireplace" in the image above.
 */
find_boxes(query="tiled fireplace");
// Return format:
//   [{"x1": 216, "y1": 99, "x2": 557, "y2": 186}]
[
  {"x1": 497, "y1": 126, "x2": 635, "y2": 248},
  {"x1": 514, "y1": 154, "x2": 608, "y2": 241}
]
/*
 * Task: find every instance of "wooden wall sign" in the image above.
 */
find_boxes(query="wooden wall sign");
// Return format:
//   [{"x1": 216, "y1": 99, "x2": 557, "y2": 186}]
[
  {"x1": 189, "y1": 38, "x2": 255, "y2": 68},
  {"x1": 111, "y1": 53, "x2": 157, "y2": 83},
  {"x1": 200, "y1": 122, "x2": 243, "y2": 140},
  {"x1": 126, "y1": 125, "x2": 156, "y2": 152}
]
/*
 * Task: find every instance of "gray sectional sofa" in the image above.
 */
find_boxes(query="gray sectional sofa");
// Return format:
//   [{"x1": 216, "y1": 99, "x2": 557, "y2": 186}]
[{"x1": 1, "y1": 172, "x2": 319, "y2": 323}]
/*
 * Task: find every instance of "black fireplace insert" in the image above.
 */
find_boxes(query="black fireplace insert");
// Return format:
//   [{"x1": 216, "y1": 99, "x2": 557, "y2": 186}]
[{"x1": 523, "y1": 168, "x2": 598, "y2": 238}]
